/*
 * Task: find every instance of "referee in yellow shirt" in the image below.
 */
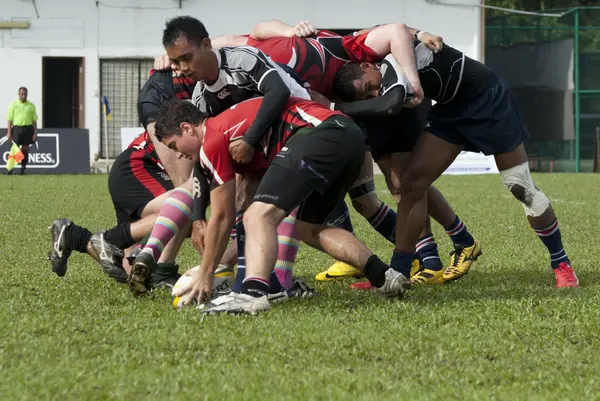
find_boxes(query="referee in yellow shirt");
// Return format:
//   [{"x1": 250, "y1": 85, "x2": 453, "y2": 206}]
[{"x1": 6, "y1": 87, "x2": 37, "y2": 175}]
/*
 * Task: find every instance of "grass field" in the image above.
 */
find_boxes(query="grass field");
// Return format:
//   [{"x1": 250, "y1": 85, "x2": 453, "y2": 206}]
[{"x1": 1, "y1": 173, "x2": 599, "y2": 401}]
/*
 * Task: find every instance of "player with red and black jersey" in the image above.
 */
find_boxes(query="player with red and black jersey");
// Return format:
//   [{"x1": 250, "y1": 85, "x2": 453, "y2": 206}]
[
  {"x1": 155, "y1": 97, "x2": 410, "y2": 315},
  {"x1": 46, "y1": 69, "x2": 197, "y2": 287}
]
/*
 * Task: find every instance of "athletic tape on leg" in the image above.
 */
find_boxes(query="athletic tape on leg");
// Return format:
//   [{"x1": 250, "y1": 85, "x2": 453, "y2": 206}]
[{"x1": 500, "y1": 162, "x2": 549, "y2": 217}]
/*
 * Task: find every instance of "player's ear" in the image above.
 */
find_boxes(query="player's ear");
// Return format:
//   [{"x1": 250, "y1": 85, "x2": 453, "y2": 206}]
[
  {"x1": 201, "y1": 37, "x2": 212, "y2": 50},
  {"x1": 179, "y1": 122, "x2": 192, "y2": 136},
  {"x1": 359, "y1": 62, "x2": 373, "y2": 72}
]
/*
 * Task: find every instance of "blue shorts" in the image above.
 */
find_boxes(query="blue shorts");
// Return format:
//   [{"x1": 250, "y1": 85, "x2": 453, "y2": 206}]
[{"x1": 426, "y1": 75, "x2": 530, "y2": 156}]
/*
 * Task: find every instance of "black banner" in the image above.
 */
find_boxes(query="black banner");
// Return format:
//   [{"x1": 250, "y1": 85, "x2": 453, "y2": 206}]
[{"x1": 0, "y1": 128, "x2": 90, "y2": 174}]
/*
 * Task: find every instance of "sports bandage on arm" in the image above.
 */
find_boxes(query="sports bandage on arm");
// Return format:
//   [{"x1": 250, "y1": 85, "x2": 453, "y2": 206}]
[{"x1": 192, "y1": 163, "x2": 211, "y2": 221}]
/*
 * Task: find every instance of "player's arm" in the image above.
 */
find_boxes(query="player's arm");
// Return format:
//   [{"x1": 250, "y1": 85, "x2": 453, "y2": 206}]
[
  {"x1": 200, "y1": 180, "x2": 236, "y2": 275},
  {"x1": 250, "y1": 20, "x2": 317, "y2": 40},
  {"x1": 364, "y1": 24, "x2": 423, "y2": 102},
  {"x1": 243, "y1": 72, "x2": 289, "y2": 147},
  {"x1": 354, "y1": 24, "x2": 443, "y2": 52},
  {"x1": 211, "y1": 35, "x2": 249, "y2": 49},
  {"x1": 228, "y1": 50, "x2": 290, "y2": 158},
  {"x1": 333, "y1": 86, "x2": 407, "y2": 117}
]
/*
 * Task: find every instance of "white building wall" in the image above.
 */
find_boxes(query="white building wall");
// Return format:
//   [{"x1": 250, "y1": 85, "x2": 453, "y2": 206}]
[{"x1": 0, "y1": 0, "x2": 482, "y2": 165}]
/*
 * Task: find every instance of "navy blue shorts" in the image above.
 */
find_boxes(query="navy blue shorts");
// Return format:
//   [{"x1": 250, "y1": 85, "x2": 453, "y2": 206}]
[
  {"x1": 360, "y1": 100, "x2": 431, "y2": 161},
  {"x1": 426, "y1": 75, "x2": 530, "y2": 156}
]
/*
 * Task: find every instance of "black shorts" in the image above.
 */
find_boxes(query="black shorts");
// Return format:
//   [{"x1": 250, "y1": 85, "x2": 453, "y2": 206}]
[
  {"x1": 253, "y1": 116, "x2": 366, "y2": 224},
  {"x1": 359, "y1": 100, "x2": 431, "y2": 161},
  {"x1": 108, "y1": 146, "x2": 174, "y2": 225},
  {"x1": 427, "y1": 75, "x2": 530, "y2": 155},
  {"x1": 12, "y1": 125, "x2": 34, "y2": 146}
]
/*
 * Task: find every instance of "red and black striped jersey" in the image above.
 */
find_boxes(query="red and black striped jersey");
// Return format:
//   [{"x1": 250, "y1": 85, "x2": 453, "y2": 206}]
[
  {"x1": 199, "y1": 96, "x2": 344, "y2": 188},
  {"x1": 246, "y1": 31, "x2": 381, "y2": 98}
]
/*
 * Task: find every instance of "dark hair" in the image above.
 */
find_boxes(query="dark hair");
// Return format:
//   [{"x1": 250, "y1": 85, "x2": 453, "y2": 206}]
[
  {"x1": 18, "y1": 87, "x2": 27, "y2": 93},
  {"x1": 155, "y1": 99, "x2": 206, "y2": 141},
  {"x1": 332, "y1": 63, "x2": 364, "y2": 102},
  {"x1": 163, "y1": 16, "x2": 209, "y2": 48}
]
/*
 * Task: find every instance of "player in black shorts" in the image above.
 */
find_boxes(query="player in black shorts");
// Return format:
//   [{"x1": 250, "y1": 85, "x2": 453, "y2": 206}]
[
  {"x1": 334, "y1": 39, "x2": 578, "y2": 288},
  {"x1": 46, "y1": 70, "x2": 195, "y2": 287},
  {"x1": 325, "y1": 52, "x2": 481, "y2": 286},
  {"x1": 157, "y1": 98, "x2": 410, "y2": 315}
]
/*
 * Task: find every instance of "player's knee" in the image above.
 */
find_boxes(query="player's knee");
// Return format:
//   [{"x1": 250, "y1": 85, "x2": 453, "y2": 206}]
[
  {"x1": 399, "y1": 169, "x2": 428, "y2": 204},
  {"x1": 500, "y1": 162, "x2": 550, "y2": 217},
  {"x1": 244, "y1": 202, "x2": 282, "y2": 227}
]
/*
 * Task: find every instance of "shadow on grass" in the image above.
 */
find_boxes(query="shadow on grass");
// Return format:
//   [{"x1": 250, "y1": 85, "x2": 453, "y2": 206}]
[{"x1": 290, "y1": 267, "x2": 596, "y2": 312}]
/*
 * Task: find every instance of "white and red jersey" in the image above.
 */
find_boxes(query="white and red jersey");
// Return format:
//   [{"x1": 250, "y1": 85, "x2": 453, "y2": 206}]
[
  {"x1": 199, "y1": 97, "x2": 344, "y2": 188},
  {"x1": 246, "y1": 31, "x2": 381, "y2": 98}
]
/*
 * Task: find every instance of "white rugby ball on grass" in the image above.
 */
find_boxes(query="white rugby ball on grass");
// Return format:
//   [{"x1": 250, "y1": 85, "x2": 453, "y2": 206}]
[{"x1": 172, "y1": 265, "x2": 234, "y2": 308}]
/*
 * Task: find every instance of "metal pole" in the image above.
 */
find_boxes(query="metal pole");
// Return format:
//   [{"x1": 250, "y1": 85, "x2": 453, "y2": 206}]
[
  {"x1": 574, "y1": 8, "x2": 581, "y2": 173},
  {"x1": 103, "y1": 104, "x2": 109, "y2": 173}
]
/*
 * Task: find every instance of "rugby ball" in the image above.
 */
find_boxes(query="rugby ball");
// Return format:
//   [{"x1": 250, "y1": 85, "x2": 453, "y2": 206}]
[{"x1": 172, "y1": 264, "x2": 234, "y2": 308}]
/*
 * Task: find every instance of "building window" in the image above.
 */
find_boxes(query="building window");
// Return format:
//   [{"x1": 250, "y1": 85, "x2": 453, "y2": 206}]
[{"x1": 99, "y1": 58, "x2": 154, "y2": 158}]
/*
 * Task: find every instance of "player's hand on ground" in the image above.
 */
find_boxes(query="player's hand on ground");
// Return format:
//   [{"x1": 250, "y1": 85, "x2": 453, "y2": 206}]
[
  {"x1": 154, "y1": 54, "x2": 175, "y2": 71},
  {"x1": 174, "y1": 266, "x2": 214, "y2": 305},
  {"x1": 308, "y1": 89, "x2": 332, "y2": 108},
  {"x1": 229, "y1": 139, "x2": 254, "y2": 164},
  {"x1": 418, "y1": 32, "x2": 444, "y2": 53},
  {"x1": 290, "y1": 21, "x2": 318, "y2": 38},
  {"x1": 192, "y1": 220, "x2": 207, "y2": 255}
]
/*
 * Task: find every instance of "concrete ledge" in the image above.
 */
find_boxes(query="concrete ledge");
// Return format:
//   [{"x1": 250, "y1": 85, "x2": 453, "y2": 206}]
[{"x1": 91, "y1": 159, "x2": 115, "y2": 174}]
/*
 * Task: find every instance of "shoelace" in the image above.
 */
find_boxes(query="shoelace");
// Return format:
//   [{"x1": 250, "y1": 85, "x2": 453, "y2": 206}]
[
  {"x1": 557, "y1": 267, "x2": 577, "y2": 282},
  {"x1": 449, "y1": 246, "x2": 465, "y2": 268}
]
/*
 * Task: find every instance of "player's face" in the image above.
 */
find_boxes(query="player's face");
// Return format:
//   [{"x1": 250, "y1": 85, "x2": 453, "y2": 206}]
[
  {"x1": 351, "y1": 63, "x2": 382, "y2": 100},
  {"x1": 18, "y1": 89, "x2": 27, "y2": 102},
  {"x1": 162, "y1": 123, "x2": 203, "y2": 162},
  {"x1": 166, "y1": 36, "x2": 218, "y2": 83}
]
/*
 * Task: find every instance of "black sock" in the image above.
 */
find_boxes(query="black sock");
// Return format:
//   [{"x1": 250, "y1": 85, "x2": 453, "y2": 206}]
[
  {"x1": 65, "y1": 224, "x2": 93, "y2": 254},
  {"x1": 241, "y1": 277, "x2": 270, "y2": 298},
  {"x1": 364, "y1": 255, "x2": 388, "y2": 287},
  {"x1": 152, "y1": 263, "x2": 180, "y2": 283},
  {"x1": 268, "y1": 271, "x2": 283, "y2": 294},
  {"x1": 103, "y1": 223, "x2": 134, "y2": 249}
]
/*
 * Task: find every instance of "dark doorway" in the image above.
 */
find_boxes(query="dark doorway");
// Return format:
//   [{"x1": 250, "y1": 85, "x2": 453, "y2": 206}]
[{"x1": 42, "y1": 57, "x2": 84, "y2": 128}]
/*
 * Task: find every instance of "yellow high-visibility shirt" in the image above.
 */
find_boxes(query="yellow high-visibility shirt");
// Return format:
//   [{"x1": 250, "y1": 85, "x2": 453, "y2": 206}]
[{"x1": 7, "y1": 100, "x2": 37, "y2": 126}]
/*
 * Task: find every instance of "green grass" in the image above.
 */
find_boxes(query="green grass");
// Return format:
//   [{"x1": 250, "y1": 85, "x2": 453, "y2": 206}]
[{"x1": 1, "y1": 173, "x2": 599, "y2": 401}]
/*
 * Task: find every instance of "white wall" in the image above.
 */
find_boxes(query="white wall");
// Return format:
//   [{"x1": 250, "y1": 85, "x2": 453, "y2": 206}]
[{"x1": 0, "y1": 0, "x2": 482, "y2": 164}]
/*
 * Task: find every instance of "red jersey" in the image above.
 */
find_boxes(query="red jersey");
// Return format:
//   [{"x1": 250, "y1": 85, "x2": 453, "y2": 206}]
[
  {"x1": 147, "y1": 69, "x2": 196, "y2": 100},
  {"x1": 246, "y1": 31, "x2": 380, "y2": 98},
  {"x1": 128, "y1": 131, "x2": 154, "y2": 153},
  {"x1": 127, "y1": 131, "x2": 163, "y2": 167},
  {"x1": 200, "y1": 97, "x2": 344, "y2": 187}
]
